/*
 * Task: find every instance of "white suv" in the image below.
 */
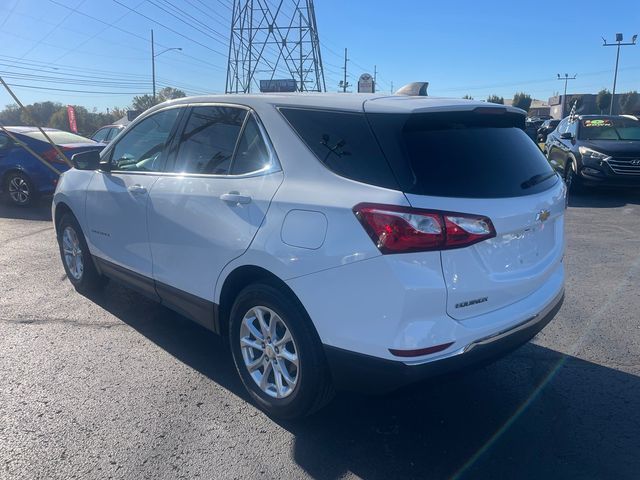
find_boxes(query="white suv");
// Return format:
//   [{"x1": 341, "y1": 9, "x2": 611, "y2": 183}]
[{"x1": 53, "y1": 93, "x2": 565, "y2": 419}]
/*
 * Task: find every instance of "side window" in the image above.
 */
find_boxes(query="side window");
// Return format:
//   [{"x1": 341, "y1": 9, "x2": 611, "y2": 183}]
[
  {"x1": 230, "y1": 115, "x2": 273, "y2": 175},
  {"x1": 110, "y1": 108, "x2": 180, "y2": 172},
  {"x1": 171, "y1": 106, "x2": 246, "y2": 175},
  {"x1": 92, "y1": 128, "x2": 109, "y2": 142},
  {"x1": 556, "y1": 119, "x2": 568, "y2": 134},
  {"x1": 106, "y1": 127, "x2": 120, "y2": 141},
  {"x1": 280, "y1": 108, "x2": 398, "y2": 189},
  {"x1": 567, "y1": 120, "x2": 578, "y2": 137}
]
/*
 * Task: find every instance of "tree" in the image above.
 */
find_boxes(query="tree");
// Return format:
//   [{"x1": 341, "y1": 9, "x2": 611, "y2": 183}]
[
  {"x1": 619, "y1": 91, "x2": 639, "y2": 114},
  {"x1": 131, "y1": 94, "x2": 158, "y2": 112},
  {"x1": 0, "y1": 104, "x2": 22, "y2": 125},
  {"x1": 596, "y1": 89, "x2": 612, "y2": 114},
  {"x1": 157, "y1": 87, "x2": 186, "y2": 102},
  {"x1": 512, "y1": 92, "x2": 532, "y2": 112},
  {"x1": 20, "y1": 101, "x2": 62, "y2": 125},
  {"x1": 131, "y1": 87, "x2": 186, "y2": 112},
  {"x1": 462, "y1": 94, "x2": 474, "y2": 100},
  {"x1": 486, "y1": 94, "x2": 504, "y2": 104}
]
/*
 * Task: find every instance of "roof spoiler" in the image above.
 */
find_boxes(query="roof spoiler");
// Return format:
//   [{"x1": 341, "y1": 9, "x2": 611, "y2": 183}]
[{"x1": 395, "y1": 82, "x2": 429, "y2": 96}]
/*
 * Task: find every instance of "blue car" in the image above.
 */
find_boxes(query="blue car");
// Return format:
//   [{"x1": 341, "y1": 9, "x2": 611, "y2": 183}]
[{"x1": 0, "y1": 127, "x2": 103, "y2": 206}]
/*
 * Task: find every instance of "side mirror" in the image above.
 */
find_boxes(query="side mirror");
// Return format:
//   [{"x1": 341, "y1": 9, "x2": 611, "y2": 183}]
[
  {"x1": 71, "y1": 150, "x2": 101, "y2": 170},
  {"x1": 560, "y1": 132, "x2": 573, "y2": 140}
]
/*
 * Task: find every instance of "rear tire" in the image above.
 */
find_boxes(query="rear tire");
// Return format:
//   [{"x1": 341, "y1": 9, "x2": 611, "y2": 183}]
[
  {"x1": 4, "y1": 171, "x2": 37, "y2": 207},
  {"x1": 57, "y1": 213, "x2": 107, "y2": 294},
  {"x1": 229, "y1": 283, "x2": 334, "y2": 419}
]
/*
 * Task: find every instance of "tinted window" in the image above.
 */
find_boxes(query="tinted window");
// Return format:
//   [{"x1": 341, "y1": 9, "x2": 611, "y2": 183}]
[
  {"x1": 92, "y1": 128, "x2": 110, "y2": 142},
  {"x1": 23, "y1": 130, "x2": 92, "y2": 144},
  {"x1": 556, "y1": 119, "x2": 568, "y2": 134},
  {"x1": 280, "y1": 108, "x2": 398, "y2": 189},
  {"x1": 231, "y1": 115, "x2": 272, "y2": 174},
  {"x1": 171, "y1": 106, "x2": 246, "y2": 174},
  {"x1": 110, "y1": 108, "x2": 180, "y2": 172},
  {"x1": 368, "y1": 111, "x2": 558, "y2": 198},
  {"x1": 106, "y1": 127, "x2": 122, "y2": 141}
]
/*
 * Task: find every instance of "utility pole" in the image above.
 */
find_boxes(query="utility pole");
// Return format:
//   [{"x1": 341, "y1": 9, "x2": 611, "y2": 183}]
[
  {"x1": 151, "y1": 29, "x2": 156, "y2": 100},
  {"x1": 341, "y1": 47, "x2": 349, "y2": 93},
  {"x1": 373, "y1": 65, "x2": 377, "y2": 93},
  {"x1": 557, "y1": 73, "x2": 577, "y2": 118},
  {"x1": 602, "y1": 33, "x2": 637, "y2": 115},
  {"x1": 390, "y1": 81, "x2": 393, "y2": 94}
]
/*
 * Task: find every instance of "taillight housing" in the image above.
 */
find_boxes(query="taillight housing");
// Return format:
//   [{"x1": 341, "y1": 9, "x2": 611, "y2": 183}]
[
  {"x1": 42, "y1": 147, "x2": 71, "y2": 166},
  {"x1": 353, "y1": 203, "x2": 496, "y2": 254}
]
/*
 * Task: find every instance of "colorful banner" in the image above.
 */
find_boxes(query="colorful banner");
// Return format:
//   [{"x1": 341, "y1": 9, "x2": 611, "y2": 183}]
[{"x1": 67, "y1": 105, "x2": 78, "y2": 133}]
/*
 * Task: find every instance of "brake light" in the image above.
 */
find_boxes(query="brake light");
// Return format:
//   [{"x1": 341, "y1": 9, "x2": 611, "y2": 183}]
[
  {"x1": 42, "y1": 147, "x2": 70, "y2": 165},
  {"x1": 353, "y1": 203, "x2": 495, "y2": 254}
]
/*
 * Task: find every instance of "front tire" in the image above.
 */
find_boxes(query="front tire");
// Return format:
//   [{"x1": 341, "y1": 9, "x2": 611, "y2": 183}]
[
  {"x1": 4, "y1": 171, "x2": 36, "y2": 206},
  {"x1": 57, "y1": 213, "x2": 106, "y2": 294},
  {"x1": 564, "y1": 162, "x2": 583, "y2": 194},
  {"x1": 229, "y1": 283, "x2": 334, "y2": 419}
]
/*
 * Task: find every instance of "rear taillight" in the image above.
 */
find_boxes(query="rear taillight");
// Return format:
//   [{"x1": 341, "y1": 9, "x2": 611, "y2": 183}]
[
  {"x1": 42, "y1": 147, "x2": 70, "y2": 165},
  {"x1": 353, "y1": 203, "x2": 496, "y2": 254}
]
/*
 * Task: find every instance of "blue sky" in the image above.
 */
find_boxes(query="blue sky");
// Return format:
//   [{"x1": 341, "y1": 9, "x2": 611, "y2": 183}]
[{"x1": 0, "y1": 0, "x2": 638, "y2": 111}]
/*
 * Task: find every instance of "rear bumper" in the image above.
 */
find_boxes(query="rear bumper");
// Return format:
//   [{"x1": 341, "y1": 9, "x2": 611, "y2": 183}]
[{"x1": 324, "y1": 289, "x2": 564, "y2": 393}]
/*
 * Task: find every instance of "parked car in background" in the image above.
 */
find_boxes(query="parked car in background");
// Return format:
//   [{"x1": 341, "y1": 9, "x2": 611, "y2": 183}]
[
  {"x1": 91, "y1": 124, "x2": 125, "y2": 144},
  {"x1": 53, "y1": 94, "x2": 565, "y2": 419},
  {"x1": 0, "y1": 127, "x2": 103, "y2": 206},
  {"x1": 537, "y1": 119, "x2": 561, "y2": 144},
  {"x1": 545, "y1": 115, "x2": 640, "y2": 192}
]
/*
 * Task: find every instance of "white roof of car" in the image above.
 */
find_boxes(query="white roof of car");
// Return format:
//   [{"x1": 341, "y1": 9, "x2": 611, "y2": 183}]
[{"x1": 151, "y1": 93, "x2": 526, "y2": 115}]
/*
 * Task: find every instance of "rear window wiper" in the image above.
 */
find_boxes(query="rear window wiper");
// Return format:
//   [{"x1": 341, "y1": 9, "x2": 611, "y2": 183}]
[{"x1": 521, "y1": 171, "x2": 557, "y2": 189}]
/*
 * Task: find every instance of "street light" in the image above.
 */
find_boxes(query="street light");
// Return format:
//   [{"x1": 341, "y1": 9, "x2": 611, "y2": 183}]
[
  {"x1": 151, "y1": 29, "x2": 182, "y2": 100},
  {"x1": 602, "y1": 33, "x2": 637, "y2": 115}
]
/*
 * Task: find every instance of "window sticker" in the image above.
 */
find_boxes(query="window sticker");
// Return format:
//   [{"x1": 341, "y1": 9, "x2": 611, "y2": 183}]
[{"x1": 583, "y1": 119, "x2": 612, "y2": 127}]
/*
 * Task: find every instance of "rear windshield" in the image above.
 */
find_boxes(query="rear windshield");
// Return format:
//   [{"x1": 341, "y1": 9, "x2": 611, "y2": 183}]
[
  {"x1": 281, "y1": 108, "x2": 557, "y2": 198},
  {"x1": 22, "y1": 130, "x2": 93, "y2": 145},
  {"x1": 578, "y1": 117, "x2": 640, "y2": 141},
  {"x1": 369, "y1": 111, "x2": 558, "y2": 198}
]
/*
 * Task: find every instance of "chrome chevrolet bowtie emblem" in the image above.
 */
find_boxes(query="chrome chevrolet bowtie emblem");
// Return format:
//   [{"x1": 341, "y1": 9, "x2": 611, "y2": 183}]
[{"x1": 536, "y1": 210, "x2": 551, "y2": 222}]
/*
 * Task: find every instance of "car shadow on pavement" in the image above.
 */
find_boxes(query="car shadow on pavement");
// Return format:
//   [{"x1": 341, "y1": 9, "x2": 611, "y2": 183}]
[
  {"x1": 0, "y1": 198, "x2": 52, "y2": 221},
  {"x1": 568, "y1": 189, "x2": 640, "y2": 208},
  {"x1": 87, "y1": 282, "x2": 640, "y2": 480}
]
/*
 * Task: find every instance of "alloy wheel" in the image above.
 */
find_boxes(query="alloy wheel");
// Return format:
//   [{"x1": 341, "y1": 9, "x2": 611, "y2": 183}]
[
  {"x1": 62, "y1": 226, "x2": 84, "y2": 280},
  {"x1": 239, "y1": 306, "x2": 300, "y2": 399},
  {"x1": 8, "y1": 176, "x2": 30, "y2": 204}
]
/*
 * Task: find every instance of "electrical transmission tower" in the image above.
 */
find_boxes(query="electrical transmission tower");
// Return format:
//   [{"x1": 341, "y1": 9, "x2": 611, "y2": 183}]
[{"x1": 225, "y1": 0, "x2": 326, "y2": 93}]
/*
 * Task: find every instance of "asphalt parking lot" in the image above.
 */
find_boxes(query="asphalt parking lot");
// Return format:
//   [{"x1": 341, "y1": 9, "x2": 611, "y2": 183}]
[{"x1": 1, "y1": 190, "x2": 639, "y2": 480}]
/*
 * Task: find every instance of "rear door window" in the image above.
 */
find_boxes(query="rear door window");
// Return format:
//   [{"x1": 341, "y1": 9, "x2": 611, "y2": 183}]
[
  {"x1": 170, "y1": 106, "x2": 246, "y2": 175},
  {"x1": 230, "y1": 115, "x2": 274, "y2": 175},
  {"x1": 368, "y1": 111, "x2": 558, "y2": 198},
  {"x1": 279, "y1": 108, "x2": 399, "y2": 189},
  {"x1": 92, "y1": 128, "x2": 110, "y2": 142}
]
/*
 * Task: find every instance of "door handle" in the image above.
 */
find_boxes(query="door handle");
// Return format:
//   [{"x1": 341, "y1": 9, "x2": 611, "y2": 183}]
[
  {"x1": 220, "y1": 191, "x2": 251, "y2": 204},
  {"x1": 128, "y1": 184, "x2": 147, "y2": 195}
]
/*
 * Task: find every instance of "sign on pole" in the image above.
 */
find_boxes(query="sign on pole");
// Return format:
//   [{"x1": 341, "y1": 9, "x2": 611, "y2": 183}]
[
  {"x1": 357, "y1": 73, "x2": 375, "y2": 93},
  {"x1": 67, "y1": 106, "x2": 78, "y2": 133}
]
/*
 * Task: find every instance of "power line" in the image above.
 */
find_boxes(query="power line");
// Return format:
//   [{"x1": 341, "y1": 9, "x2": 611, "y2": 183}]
[
  {"x1": 112, "y1": 0, "x2": 228, "y2": 57},
  {"x1": 5, "y1": 83, "x2": 148, "y2": 94}
]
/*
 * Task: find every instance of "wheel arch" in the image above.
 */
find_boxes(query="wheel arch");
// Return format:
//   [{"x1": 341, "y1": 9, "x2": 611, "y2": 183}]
[
  {"x1": 216, "y1": 265, "x2": 315, "y2": 340},
  {"x1": 54, "y1": 201, "x2": 73, "y2": 234}
]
